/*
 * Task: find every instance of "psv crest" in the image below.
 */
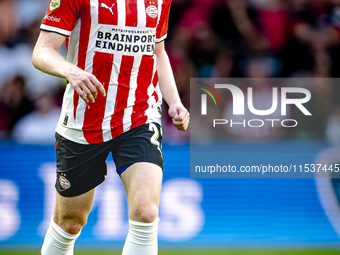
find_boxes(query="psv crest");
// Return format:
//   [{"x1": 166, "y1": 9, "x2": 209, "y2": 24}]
[
  {"x1": 59, "y1": 175, "x2": 71, "y2": 189},
  {"x1": 146, "y1": 5, "x2": 158, "y2": 18},
  {"x1": 49, "y1": 0, "x2": 61, "y2": 12}
]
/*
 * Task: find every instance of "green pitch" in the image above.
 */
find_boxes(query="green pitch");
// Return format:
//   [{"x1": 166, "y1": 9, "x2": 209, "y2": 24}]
[{"x1": 0, "y1": 251, "x2": 339, "y2": 255}]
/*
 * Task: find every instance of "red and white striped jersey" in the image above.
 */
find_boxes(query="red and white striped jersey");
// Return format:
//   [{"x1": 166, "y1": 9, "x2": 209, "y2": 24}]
[{"x1": 40, "y1": 0, "x2": 171, "y2": 144}]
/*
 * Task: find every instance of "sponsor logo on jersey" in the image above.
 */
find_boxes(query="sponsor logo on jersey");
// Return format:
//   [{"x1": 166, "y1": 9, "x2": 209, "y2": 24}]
[
  {"x1": 146, "y1": 5, "x2": 158, "y2": 18},
  {"x1": 59, "y1": 176, "x2": 71, "y2": 189},
  {"x1": 157, "y1": 106, "x2": 162, "y2": 115},
  {"x1": 95, "y1": 30, "x2": 156, "y2": 54},
  {"x1": 44, "y1": 15, "x2": 61, "y2": 23},
  {"x1": 49, "y1": 0, "x2": 61, "y2": 12},
  {"x1": 100, "y1": 3, "x2": 116, "y2": 15},
  {"x1": 63, "y1": 115, "x2": 69, "y2": 126}
]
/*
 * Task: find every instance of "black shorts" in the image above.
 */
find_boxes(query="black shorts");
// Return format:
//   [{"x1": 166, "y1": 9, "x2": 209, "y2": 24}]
[{"x1": 55, "y1": 122, "x2": 164, "y2": 197}]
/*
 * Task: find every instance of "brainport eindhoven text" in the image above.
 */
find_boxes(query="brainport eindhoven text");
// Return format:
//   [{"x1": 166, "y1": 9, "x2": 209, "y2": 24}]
[{"x1": 96, "y1": 30, "x2": 156, "y2": 53}]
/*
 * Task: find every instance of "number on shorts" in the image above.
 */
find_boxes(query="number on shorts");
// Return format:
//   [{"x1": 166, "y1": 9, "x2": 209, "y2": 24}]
[{"x1": 149, "y1": 123, "x2": 163, "y2": 158}]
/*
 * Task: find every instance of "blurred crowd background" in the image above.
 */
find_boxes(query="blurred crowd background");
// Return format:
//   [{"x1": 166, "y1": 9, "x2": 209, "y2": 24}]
[{"x1": 1, "y1": 0, "x2": 340, "y2": 144}]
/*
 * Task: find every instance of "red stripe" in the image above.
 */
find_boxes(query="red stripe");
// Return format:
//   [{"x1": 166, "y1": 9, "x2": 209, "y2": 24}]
[
  {"x1": 73, "y1": 0, "x2": 91, "y2": 120},
  {"x1": 110, "y1": 55, "x2": 134, "y2": 138},
  {"x1": 131, "y1": 55, "x2": 154, "y2": 129},
  {"x1": 145, "y1": 0, "x2": 158, "y2": 28},
  {"x1": 98, "y1": 0, "x2": 118, "y2": 25},
  {"x1": 152, "y1": 91, "x2": 158, "y2": 105},
  {"x1": 65, "y1": 37, "x2": 69, "y2": 52},
  {"x1": 152, "y1": 71, "x2": 159, "y2": 103},
  {"x1": 82, "y1": 52, "x2": 113, "y2": 144},
  {"x1": 156, "y1": 0, "x2": 170, "y2": 39},
  {"x1": 126, "y1": 0, "x2": 138, "y2": 27}
]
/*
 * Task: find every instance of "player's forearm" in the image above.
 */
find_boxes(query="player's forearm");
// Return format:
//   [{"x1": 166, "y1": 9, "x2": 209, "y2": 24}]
[
  {"x1": 32, "y1": 45, "x2": 76, "y2": 80},
  {"x1": 156, "y1": 49, "x2": 183, "y2": 107},
  {"x1": 33, "y1": 31, "x2": 105, "y2": 103}
]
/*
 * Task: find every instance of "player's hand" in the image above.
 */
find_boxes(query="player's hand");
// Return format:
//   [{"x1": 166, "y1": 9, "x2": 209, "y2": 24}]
[
  {"x1": 168, "y1": 104, "x2": 190, "y2": 131},
  {"x1": 65, "y1": 66, "x2": 106, "y2": 103}
]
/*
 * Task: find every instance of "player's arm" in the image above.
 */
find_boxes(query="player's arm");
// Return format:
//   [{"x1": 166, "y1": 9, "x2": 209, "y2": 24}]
[
  {"x1": 32, "y1": 31, "x2": 106, "y2": 103},
  {"x1": 154, "y1": 41, "x2": 189, "y2": 131}
]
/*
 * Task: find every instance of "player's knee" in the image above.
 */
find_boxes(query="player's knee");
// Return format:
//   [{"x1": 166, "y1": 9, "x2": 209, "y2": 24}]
[
  {"x1": 132, "y1": 204, "x2": 158, "y2": 223},
  {"x1": 56, "y1": 214, "x2": 87, "y2": 234}
]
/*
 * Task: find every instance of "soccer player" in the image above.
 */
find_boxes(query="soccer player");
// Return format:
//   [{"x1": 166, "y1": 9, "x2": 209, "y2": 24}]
[{"x1": 32, "y1": 0, "x2": 189, "y2": 254}]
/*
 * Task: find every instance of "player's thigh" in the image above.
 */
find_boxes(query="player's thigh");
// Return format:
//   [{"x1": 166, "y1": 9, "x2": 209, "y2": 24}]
[
  {"x1": 55, "y1": 133, "x2": 111, "y2": 197},
  {"x1": 121, "y1": 162, "x2": 162, "y2": 219},
  {"x1": 54, "y1": 188, "x2": 95, "y2": 225}
]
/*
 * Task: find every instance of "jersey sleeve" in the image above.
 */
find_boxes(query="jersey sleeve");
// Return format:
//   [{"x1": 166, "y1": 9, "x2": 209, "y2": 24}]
[
  {"x1": 40, "y1": 0, "x2": 81, "y2": 37},
  {"x1": 155, "y1": 0, "x2": 171, "y2": 43}
]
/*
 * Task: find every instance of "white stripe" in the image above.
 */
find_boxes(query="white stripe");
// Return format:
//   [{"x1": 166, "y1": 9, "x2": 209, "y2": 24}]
[
  {"x1": 102, "y1": 84, "x2": 116, "y2": 141},
  {"x1": 86, "y1": 0, "x2": 97, "y2": 74},
  {"x1": 75, "y1": 98, "x2": 86, "y2": 129},
  {"x1": 64, "y1": 19, "x2": 85, "y2": 140},
  {"x1": 147, "y1": 84, "x2": 155, "y2": 98},
  {"x1": 145, "y1": 57, "x2": 158, "y2": 119},
  {"x1": 155, "y1": 34, "x2": 167, "y2": 43},
  {"x1": 72, "y1": 2, "x2": 97, "y2": 143},
  {"x1": 102, "y1": 54, "x2": 122, "y2": 142},
  {"x1": 145, "y1": 96, "x2": 162, "y2": 127},
  {"x1": 157, "y1": 0, "x2": 162, "y2": 26},
  {"x1": 155, "y1": 85, "x2": 162, "y2": 103},
  {"x1": 67, "y1": 20, "x2": 81, "y2": 66},
  {"x1": 111, "y1": 53, "x2": 122, "y2": 84},
  {"x1": 155, "y1": 0, "x2": 166, "y2": 42},
  {"x1": 117, "y1": 0, "x2": 126, "y2": 27},
  {"x1": 146, "y1": 64, "x2": 162, "y2": 128},
  {"x1": 60, "y1": 21, "x2": 80, "y2": 135},
  {"x1": 40, "y1": 24, "x2": 72, "y2": 36},
  {"x1": 123, "y1": 56, "x2": 142, "y2": 132},
  {"x1": 102, "y1": 79, "x2": 117, "y2": 141},
  {"x1": 137, "y1": 0, "x2": 147, "y2": 28},
  {"x1": 74, "y1": 0, "x2": 96, "y2": 134},
  {"x1": 147, "y1": 57, "x2": 157, "y2": 97},
  {"x1": 71, "y1": 21, "x2": 83, "y2": 131}
]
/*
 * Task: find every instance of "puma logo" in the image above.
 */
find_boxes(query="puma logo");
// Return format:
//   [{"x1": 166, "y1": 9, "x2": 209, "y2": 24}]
[{"x1": 100, "y1": 2, "x2": 116, "y2": 15}]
